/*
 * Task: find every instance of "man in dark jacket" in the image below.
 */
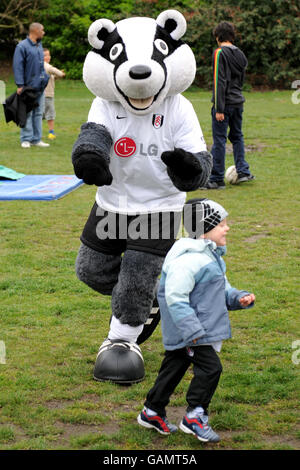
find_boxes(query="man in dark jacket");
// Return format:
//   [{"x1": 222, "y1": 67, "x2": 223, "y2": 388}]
[
  {"x1": 204, "y1": 22, "x2": 254, "y2": 189},
  {"x1": 13, "y1": 23, "x2": 49, "y2": 148}
]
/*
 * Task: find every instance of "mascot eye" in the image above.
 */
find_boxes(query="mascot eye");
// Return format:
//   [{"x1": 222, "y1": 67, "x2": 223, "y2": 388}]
[
  {"x1": 109, "y1": 43, "x2": 123, "y2": 61},
  {"x1": 154, "y1": 39, "x2": 169, "y2": 55}
]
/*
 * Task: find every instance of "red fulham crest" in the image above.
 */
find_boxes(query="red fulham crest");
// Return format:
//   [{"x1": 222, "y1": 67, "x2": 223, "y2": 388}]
[{"x1": 152, "y1": 114, "x2": 164, "y2": 129}]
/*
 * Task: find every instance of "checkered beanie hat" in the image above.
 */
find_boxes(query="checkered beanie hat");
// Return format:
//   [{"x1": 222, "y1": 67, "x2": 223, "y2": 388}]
[{"x1": 183, "y1": 198, "x2": 228, "y2": 238}]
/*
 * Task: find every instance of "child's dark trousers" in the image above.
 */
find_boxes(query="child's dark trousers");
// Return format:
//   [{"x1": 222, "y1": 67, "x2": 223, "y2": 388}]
[
  {"x1": 210, "y1": 105, "x2": 250, "y2": 182},
  {"x1": 144, "y1": 345, "x2": 222, "y2": 416}
]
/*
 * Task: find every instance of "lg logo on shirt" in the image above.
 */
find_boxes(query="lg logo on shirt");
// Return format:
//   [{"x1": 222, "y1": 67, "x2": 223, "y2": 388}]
[
  {"x1": 114, "y1": 137, "x2": 159, "y2": 158},
  {"x1": 114, "y1": 137, "x2": 136, "y2": 157}
]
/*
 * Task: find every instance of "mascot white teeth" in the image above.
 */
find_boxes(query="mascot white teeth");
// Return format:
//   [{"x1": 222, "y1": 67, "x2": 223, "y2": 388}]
[{"x1": 72, "y1": 10, "x2": 212, "y2": 384}]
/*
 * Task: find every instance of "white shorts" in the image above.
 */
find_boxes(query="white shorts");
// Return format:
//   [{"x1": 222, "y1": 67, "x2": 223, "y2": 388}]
[{"x1": 43, "y1": 96, "x2": 55, "y2": 120}]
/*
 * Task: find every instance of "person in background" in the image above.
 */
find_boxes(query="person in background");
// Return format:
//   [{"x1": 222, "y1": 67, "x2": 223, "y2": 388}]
[
  {"x1": 43, "y1": 48, "x2": 65, "y2": 140},
  {"x1": 13, "y1": 23, "x2": 50, "y2": 148},
  {"x1": 204, "y1": 22, "x2": 254, "y2": 189}
]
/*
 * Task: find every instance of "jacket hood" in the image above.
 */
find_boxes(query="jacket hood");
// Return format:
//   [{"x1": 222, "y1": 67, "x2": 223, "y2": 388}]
[
  {"x1": 162, "y1": 237, "x2": 226, "y2": 273},
  {"x1": 221, "y1": 45, "x2": 247, "y2": 74}
]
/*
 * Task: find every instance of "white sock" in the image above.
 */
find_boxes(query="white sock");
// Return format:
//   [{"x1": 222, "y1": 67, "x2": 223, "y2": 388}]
[
  {"x1": 187, "y1": 406, "x2": 205, "y2": 418},
  {"x1": 108, "y1": 316, "x2": 143, "y2": 343},
  {"x1": 145, "y1": 407, "x2": 157, "y2": 417}
]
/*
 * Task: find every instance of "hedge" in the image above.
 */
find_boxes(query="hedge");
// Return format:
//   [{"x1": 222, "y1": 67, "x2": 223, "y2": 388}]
[{"x1": 2, "y1": 0, "x2": 299, "y2": 88}]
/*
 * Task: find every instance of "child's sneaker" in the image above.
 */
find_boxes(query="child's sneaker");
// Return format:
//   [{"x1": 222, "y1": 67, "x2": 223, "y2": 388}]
[
  {"x1": 236, "y1": 173, "x2": 255, "y2": 183},
  {"x1": 48, "y1": 131, "x2": 56, "y2": 140},
  {"x1": 180, "y1": 414, "x2": 220, "y2": 442},
  {"x1": 200, "y1": 180, "x2": 226, "y2": 190},
  {"x1": 137, "y1": 408, "x2": 178, "y2": 435}
]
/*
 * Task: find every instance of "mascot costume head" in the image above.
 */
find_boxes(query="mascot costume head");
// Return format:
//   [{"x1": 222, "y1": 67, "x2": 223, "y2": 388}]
[
  {"x1": 72, "y1": 10, "x2": 212, "y2": 384},
  {"x1": 83, "y1": 10, "x2": 196, "y2": 114}
]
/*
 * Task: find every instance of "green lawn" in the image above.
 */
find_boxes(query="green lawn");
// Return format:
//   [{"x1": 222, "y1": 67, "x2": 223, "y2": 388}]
[{"x1": 0, "y1": 79, "x2": 299, "y2": 450}]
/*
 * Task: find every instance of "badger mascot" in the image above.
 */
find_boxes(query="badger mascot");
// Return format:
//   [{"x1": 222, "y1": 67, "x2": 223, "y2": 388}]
[{"x1": 72, "y1": 10, "x2": 212, "y2": 384}]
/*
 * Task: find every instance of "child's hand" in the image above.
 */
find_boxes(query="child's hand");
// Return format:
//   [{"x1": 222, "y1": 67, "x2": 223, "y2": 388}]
[
  {"x1": 216, "y1": 112, "x2": 224, "y2": 121},
  {"x1": 239, "y1": 294, "x2": 255, "y2": 307}
]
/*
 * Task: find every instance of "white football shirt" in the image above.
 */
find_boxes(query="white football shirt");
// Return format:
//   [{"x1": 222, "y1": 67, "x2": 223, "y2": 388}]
[{"x1": 87, "y1": 94, "x2": 207, "y2": 214}]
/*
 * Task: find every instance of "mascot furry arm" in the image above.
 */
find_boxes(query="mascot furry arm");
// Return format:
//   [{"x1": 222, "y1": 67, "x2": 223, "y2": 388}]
[
  {"x1": 72, "y1": 123, "x2": 113, "y2": 186},
  {"x1": 73, "y1": 122, "x2": 212, "y2": 190},
  {"x1": 161, "y1": 148, "x2": 212, "y2": 191}
]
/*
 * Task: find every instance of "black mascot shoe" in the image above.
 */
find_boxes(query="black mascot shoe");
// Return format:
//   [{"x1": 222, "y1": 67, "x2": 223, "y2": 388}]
[
  {"x1": 94, "y1": 339, "x2": 145, "y2": 384},
  {"x1": 137, "y1": 297, "x2": 161, "y2": 345}
]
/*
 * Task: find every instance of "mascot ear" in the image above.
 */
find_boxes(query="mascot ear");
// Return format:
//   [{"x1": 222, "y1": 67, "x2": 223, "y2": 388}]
[
  {"x1": 88, "y1": 19, "x2": 116, "y2": 49},
  {"x1": 156, "y1": 9, "x2": 187, "y2": 40}
]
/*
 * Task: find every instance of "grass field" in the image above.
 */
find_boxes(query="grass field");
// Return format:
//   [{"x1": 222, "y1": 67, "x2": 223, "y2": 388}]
[{"x1": 0, "y1": 78, "x2": 299, "y2": 451}]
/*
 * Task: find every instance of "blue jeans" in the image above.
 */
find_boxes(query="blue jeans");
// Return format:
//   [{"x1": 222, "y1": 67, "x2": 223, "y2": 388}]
[
  {"x1": 210, "y1": 106, "x2": 250, "y2": 182},
  {"x1": 20, "y1": 92, "x2": 44, "y2": 144}
]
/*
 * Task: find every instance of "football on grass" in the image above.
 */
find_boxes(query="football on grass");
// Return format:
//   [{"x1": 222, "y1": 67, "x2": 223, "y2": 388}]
[{"x1": 225, "y1": 165, "x2": 238, "y2": 184}]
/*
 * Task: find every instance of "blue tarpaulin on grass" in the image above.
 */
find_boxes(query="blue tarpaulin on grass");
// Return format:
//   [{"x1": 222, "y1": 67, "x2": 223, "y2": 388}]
[
  {"x1": 0, "y1": 175, "x2": 84, "y2": 200},
  {"x1": 0, "y1": 165, "x2": 26, "y2": 180}
]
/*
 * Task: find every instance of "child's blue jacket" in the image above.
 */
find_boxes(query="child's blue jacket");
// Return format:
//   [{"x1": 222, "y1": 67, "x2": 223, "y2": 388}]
[{"x1": 157, "y1": 237, "x2": 253, "y2": 351}]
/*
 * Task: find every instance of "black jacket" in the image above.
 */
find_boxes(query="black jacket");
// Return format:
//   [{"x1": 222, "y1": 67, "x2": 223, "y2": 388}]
[
  {"x1": 211, "y1": 45, "x2": 248, "y2": 113},
  {"x1": 3, "y1": 86, "x2": 39, "y2": 128}
]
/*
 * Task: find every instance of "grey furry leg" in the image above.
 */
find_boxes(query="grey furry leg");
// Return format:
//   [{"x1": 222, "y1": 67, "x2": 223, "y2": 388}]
[
  {"x1": 111, "y1": 250, "x2": 164, "y2": 327},
  {"x1": 75, "y1": 243, "x2": 121, "y2": 295}
]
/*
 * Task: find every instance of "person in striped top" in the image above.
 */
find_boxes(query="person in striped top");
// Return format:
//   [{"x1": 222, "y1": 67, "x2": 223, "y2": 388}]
[{"x1": 204, "y1": 22, "x2": 254, "y2": 189}]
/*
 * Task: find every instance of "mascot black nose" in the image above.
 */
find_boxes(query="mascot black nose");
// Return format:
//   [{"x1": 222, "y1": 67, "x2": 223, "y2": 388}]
[{"x1": 129, "y1": 65, "x2": 152, "y2": 80}]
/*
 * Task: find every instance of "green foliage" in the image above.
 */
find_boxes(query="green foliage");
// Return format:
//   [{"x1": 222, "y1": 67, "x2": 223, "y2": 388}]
[
  {"x1": 38, "y1": 0, "x2": 133, "y2": 79},
  {"x1": 129, "y1": 0, "x2": 202, "y2": 18},
  {"x1": 0, "y1": 0, "x2": 48, "y2": 57},
  {"x1": 39, "y1": 0, "x2": 201, "y2": 79},
  {"x1": 186, "y1": 0, "x2": 300, "y2": 88},
  {"x1": 1, "y1": 0, "x2": 299, "y2": 87}
]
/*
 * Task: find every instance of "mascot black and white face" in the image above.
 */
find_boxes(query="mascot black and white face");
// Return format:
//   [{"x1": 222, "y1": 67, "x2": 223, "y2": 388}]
[{"x1": 83, "y1": 10, "x2": 196, "y2": 115}]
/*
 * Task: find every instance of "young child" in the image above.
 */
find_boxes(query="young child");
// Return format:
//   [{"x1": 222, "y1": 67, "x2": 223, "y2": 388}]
[
  {"x1": 137, "y1": 198, "x2": 255, "y2": 443},
  {"x1": 43, "y1": 48, "x2": 65, "y2": 139}
]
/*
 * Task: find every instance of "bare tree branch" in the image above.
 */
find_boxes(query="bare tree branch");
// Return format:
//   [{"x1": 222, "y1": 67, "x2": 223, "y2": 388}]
[{"x1": 0, "y1": 0, "x2": 44, "y2": 36}]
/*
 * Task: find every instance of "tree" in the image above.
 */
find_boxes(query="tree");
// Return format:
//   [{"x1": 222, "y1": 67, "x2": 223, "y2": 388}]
[
  {"x1": 1, "y1": 0, "x2": 299, "y2": 87},
  {"x1": 0, "y1": 0, "x2": 47, "y2": 56},
  {"x1": 38, "y1": 0, "x2": 134, "y2": 78},
  {"x1": 186, "y1": 0, "x2": 300, "y2": 88}
]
